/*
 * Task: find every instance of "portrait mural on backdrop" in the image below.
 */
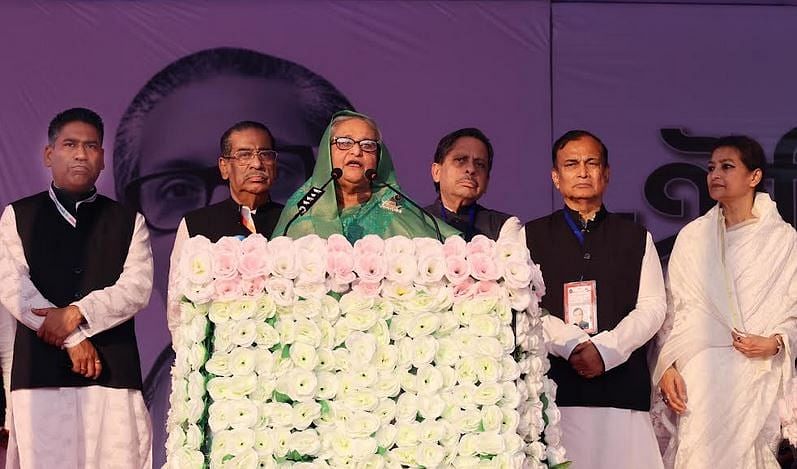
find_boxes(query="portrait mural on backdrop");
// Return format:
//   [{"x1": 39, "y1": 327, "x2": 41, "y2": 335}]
[{"x1": 644, "y1": 127, "x2": 797, "y2": 258}]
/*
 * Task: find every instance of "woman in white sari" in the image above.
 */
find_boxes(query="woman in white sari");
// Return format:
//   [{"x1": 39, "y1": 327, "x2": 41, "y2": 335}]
[{"x1": 653, "y1": 135, "x2": 797, "y2": 468}]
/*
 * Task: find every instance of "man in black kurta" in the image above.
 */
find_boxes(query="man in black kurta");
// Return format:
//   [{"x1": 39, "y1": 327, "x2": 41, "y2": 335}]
[
  {"x1": 0, "y1": 108, "x2": 153, "y2": 468},
  {"x1": 425, "y1": 128, "x2": 511, "y2": 241},
  {"x1": 166, "y1": 120, "x2": 283, "y2": 334},
  {"x1": 525, "y1": 130, "x2": 666, "y2": 469}
]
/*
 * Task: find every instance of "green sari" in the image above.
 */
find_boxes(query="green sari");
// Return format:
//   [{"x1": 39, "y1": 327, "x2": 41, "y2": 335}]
[{"x1": 273, "y1": 110, "x2": 459, "y2": 242}]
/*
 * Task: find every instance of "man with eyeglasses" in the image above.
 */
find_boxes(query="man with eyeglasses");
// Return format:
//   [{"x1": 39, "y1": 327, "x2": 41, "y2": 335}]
[
  {"x1": 166, "y1": 121, "x2": 283, "y2": 334},
  {"x1": 524, "y1": 130, "x2": 665, "y2": 469},
  {"x1": 425, "y1": 128, "x2": 511, "y2": 241},
  {"x1": 0, "y1": 108, "x2": 153, "y2": 467}
]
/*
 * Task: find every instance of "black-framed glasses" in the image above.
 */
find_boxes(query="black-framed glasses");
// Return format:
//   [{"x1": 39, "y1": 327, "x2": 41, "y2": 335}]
[
  {"x1": 222, "y1": 149, "x2": 278, "y2": 165},
  {"x1": 124, "y1": 145, "x2": 316, "y2": 233},
  {"x1": 331, "y1": 136, "x2": 380, "y2": 153}
]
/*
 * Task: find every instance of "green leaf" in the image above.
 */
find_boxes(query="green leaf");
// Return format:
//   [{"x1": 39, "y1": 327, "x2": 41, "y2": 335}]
[
  {"x1": 222, "y1": 454, "x2": 235, "y2": 463},
  {"x1": 549, "y1": 462, "x2": 572, "y2": 469},
  {"x1": 286, "y1": 450, "x2": 303, "y2": 461},
  {"x1": 281, "y1": 343, "x2": 292, "y2": 359},
  {"x1": 477, "y1": 421, "x2": 485, "y2": 432},
  {"x1": 266, "y1": 317, "x2": 277, "y2": 326},
  {"x1": 376, "y1": 446, "x2": 387, "y2": 456},
  {"x1": 415, "y1": 412, "x2": 424, "y2": 422},
  {"x1": 272, "y1": 390, "x2": 294, "y2": 404},
  {"x1": 478, "y1": 454, "x2": 495, "y2": 460},
  {"x1": 319, "y1": 400, "x2": 331, "y2": 415},
  {"x1": 269, "y1": 343, "x2": 282, "y2": 353}
]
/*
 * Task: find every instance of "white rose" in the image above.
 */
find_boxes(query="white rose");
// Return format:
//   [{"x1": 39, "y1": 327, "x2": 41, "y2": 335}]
[
  {"x1": 345, "y1": 410, "x2": 382, "y2": 438},
  {"x1": 416, "y1": 364, "x2": 444, "y2": 396},
  {"x1": 351, "y1": 367, "x2": 378, "y2": 389},
  {"x1": 473, "y1": 382, "x2": 504, "y2": 406},
  {"x1": 345, "y1": 307, "x2": 378, "y2": 331},
  {"x1": 251, "y1": 375, "x2": 277, "y2": 402},
  {"x1": 316, "y1": 348, "x2": 336, "y2": 372},
  {"x1": 385, "y1": 253, "x2": 417, "y2": 285},
  {"x1": 265, "y1": 402, "x2": 294, "y2": 428},
  {"x1": 185, "y1": 423, "x2": 203, "y2": 450},
  {"x1": 472, "y1": 337, "x2": 503, "y2": 358},
  {"x1": 329, "y1": 433, "x2": 354, "y2": 458},
  {"x1": 171, "y1": 448, "x2": 205, "y2": 468},
  {"x1": 457, "y1": 433, "x2": 479, "y2": 457},
  {"x1": 316, "y1": 371, "x2": 339, "y2": 400},
  {"x1": 165, "y1": 426, "x2": 185, "y2": 454},
  {"x1": 332, "y1": 348, "x2": 351, "y2": 372},
  {"x1": 276, "y1": 318, "x2": 297, "y2": 345},
  {"x1": 294, "y1": 281, "x2": 328, "y2": 300},
  {"x1": 417, "y1": 394, "x2": 446, "y2": 420},
  {"x1": 476, "y1": 431, "x2": 504, "y2": 455},
  {"x1": 501, "y1": 408, "x2": 520, "y2": 435},
  {"x1": 407, "y1": 313, "x2": 441, "y2": 338},
  {"x1": 342, "y1": 389, "x2": 379, "y2": 412},
  {"x1": 373, "y1": 373, "x2": 401, "y2": 398},
  {"x1": 475, "y1": 356, "x2": 501, "y2": 384},
  {"x1": 434, "y1": 338, "x2": 460, "y2": 367},
  {"x1": 498, "y1": 382, "x2": 520, "y2": 408},
  {"x1": 253, "y1": 295, "x2": 277, "y2": 321},
  {"x1": 546, "y1": 444, "x2": 567, "y2": 466},
  {"x1": 187, "y1": 343, "x2": 208, "y2": 371},
  {"x1": 271, "y1": 427, "x2": 292, "y2": 458},
  {"x1": 290, "y1": 429, "x2": 321, "y2": 456},
  {"x1": 231, "y1": 319, "x2": 258, "y2": 347},
  {"x1": 294, "y1": 318, "x2": 322, "y2": 348},
  {"x1": 439, "y1": 365, "x2": 458, "y2": 389},
  {"x1": 213, "y1": 322, "x2": 234, "y2": 354},
  {"x1": 292, "y1": 401, "x2": 322, "y2": 430},
  {"x1": 229, "y1": 399, "x2": 259, "y2": 429},
  {"x1": 372, "y1": 344, "x2": 398, "y2": 373},
  {"x1": 228, "y1": 373, "x2": 258, "y2": 400},
  {"x1": 350, "y1": 437, "x2": 378, "y2": 459},
  {"x1": 179, "y1": 300, "x2": 208, "y2": 323},
  {"x1": 289, "y1": 342, "x2": 319, "y2": 370},
  {"x1": 452, "y1": 383, "x2": 478, "y2": 406},
  {"x1": 204, "y1": 352, "x2": 230, "y2": 377},
  {"x1": 381, "y1": 280, "x2": 416, "y2": 302},
  {"x1": 228, "y1": 347, "x2": 257, "y2": 376},
  {"x1": 399, "y1": 368, "x2": 418, "y2": 394},
  {"x1": 187, "y1": 371, "x2": 206, "y2": 401},
  {"x1": 375, "y1": 423, "x2": 397, "y2": 448},
  {"x1": 500, "y1": 356, "x2": 521, "y2": 381},
  {"x1": 345, "y1": 331, "x2": 377, "y2": 365},
  {"x1": 395, "y1": 422, "x2": 420, "y2": 447},
  {"x1": 458, "y1": 408, "x2": 483, "y2": 434},
  {"x1": 368, "y1": 319, "x2": 391, "y2": 347},
  {"x1": 280, "y1": 369, "x2": 317, "y2": 402},
  {"x1": 254, "y1": 323, "x2": 280, "y2": 349},
  {"x1": 415, "y1": 443, "x2": 445, "y2": 468},
  {"x1": 207, "y1": 399, "x2": 232, "y2": 431},
  {"x1": 395, "y1": 392, "x2": 419, "y2": 423},
  {"x1": 506, "y1": 287, "x2": 531, "y2": 312},
  {"x1": 411, "y1": 336, "x2": 438, "y2": 367},
  {"x1": 416, "y1": 255, "x2": 446, "y2": 285},
  {"x1": 182, "y1": 315, "x2": 209, "y2": 344},
  {"x1": 375, "y1": 398, "x2": 397, "y2": 424},
  {"x1": 468, "y1": 314, "x2": 500, "y2": 338},
  {"x1": 265, "y1": 277, "x2": 295, "y2": 306},
  {"x1": 455, "y1": 357, "x2": 479, "y2": 385},
  {"x1": 253, "y1": 430, "x2": 274, "y2": 456},
  {"x1": 481, "y1": 405, "x2": 503, "y2": 432},
  {"x1": 292, "y1": 298, "x2": 322, "y2": 319},
  {"x1": 320, "y1": 295, "x2": 341, "y2": 322},
  {"x1": 388, "y1": 313, "x2": 412, "y2": 341},
  {"x1": 390, "y1": 446, "x2": 418, "y2": 467},
  {"x1": 436, "y1": 311, "x2": 459, "y2": 335},
  {"x1": 527, "y1": 441, "x2": 546, "y2": 462},
  {"x1": 503, "y1": 432, "x2": 523, "y2": 454}
]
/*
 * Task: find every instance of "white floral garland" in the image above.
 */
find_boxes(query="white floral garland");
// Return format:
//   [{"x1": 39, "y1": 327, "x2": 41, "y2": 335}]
[{"x1": 164, "y1": 232, "x2": 566, "y2": 468}]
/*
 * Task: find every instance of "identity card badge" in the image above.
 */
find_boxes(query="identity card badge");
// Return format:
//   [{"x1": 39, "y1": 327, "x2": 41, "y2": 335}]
[{"x1": 564, "y1": 280, "x2": 597, "y2": 334}]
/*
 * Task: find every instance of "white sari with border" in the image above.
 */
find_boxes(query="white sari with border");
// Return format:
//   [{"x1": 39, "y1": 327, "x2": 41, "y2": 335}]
[{"x1": 652, "y1": 193, "x2": 797, "y2": 468}]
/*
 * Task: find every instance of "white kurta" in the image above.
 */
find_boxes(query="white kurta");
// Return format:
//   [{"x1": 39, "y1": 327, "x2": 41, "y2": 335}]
[
  {"x1": 0, "y1": 199, "x2": 155, "y2": 469},
  {"x1": 541, "y1": 232, "x2": 667, "y2": 469},
  {"x1": 653, "y1": 194, "x2": 797, "y2": 469}
]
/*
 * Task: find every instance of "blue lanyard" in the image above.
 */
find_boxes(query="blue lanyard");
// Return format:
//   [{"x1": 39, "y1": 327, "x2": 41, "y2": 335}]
[{"x1": 562, "y1": 209, "x2": 585, "y2": 246}]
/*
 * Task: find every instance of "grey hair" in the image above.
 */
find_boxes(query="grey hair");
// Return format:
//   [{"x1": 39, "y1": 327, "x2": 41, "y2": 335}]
[{"x1": 329, "y1": 114, "x2": 382, "y2": 141}]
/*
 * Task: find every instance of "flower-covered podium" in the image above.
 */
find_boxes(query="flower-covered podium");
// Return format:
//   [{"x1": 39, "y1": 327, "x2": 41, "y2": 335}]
[{"x1": 165, "y1": 224, "x2": 567, "y2": 468}]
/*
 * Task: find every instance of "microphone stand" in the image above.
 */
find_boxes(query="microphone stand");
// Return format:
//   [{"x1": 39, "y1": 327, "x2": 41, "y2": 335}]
[
  {"x1": 365, "y1": 169, "x2": 443, "y2": 242},
  {"x1": 282, "y1": 169, "x2": 342, "y2": 236}
]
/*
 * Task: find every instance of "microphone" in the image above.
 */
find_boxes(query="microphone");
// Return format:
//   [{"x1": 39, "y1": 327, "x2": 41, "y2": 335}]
[
  {"x1": 365, "y1": 169, "x2": 443, "y2": 242},
  {"x1": 282, "y1": 168, "x2": 342, "y2": 236}
]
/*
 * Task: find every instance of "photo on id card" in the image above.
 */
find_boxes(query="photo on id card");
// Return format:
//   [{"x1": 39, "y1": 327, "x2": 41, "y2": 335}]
[{"x1": 564, "y1": 280, "x2": 597, "y2": 334}]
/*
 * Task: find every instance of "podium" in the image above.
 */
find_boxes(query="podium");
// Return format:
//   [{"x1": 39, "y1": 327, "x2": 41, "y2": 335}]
[{"x1": 165, "y1": 228, "x2": 566, "y2": 468}]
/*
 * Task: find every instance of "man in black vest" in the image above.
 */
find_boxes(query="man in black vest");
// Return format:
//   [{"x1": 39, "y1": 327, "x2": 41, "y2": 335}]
[
  {"x1": 425, "y1": 128, "x2": 511, "y2": 241},
  {"x1": 166, "y1": 121, "x2": 283, "y2": 334},
  {"x1": 0, "y1": 108, "x2": 153, "y2": 467},
  {"x1": 525, "y1": 130, "x2": 666, "y2": 469}
]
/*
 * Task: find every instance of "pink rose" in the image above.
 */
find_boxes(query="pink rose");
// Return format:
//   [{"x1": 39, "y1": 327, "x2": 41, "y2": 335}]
[
  {"x1": 327, "y1": 251, "x2": 356, "y2": 284},
  {"x1": 237, "y1": 250, "x2": 271, "y2": 279},
  {"x1": 212, "y1": 250, "x2": 239, "y2": 279},
  {"x1": 354, "y1": 253, "x2": 387, "y2": 283},
  {"x1": 241, "y1": 276, "x2": 267, "y2": 296},
  {"x1": 445, "y1": 255, "x2": 471, "y2": 284},
  {"x1": 473, "y1": 280, "x2": 500, "y2": 299},
  {"x1": 351, "y1": 279, "x2": 382, "y2": 298},
  {"x1": 327, "y1": 234, "x2": 354, "y2": 255},
  {"x1": 265, "y1": 277, "x2": 295, "y2": 306},
  {"x1": 214, "y1": 276, "x2": 244, "y2": 300},
  {"x1": 452, "y1": 277, "x2": 476, "y2": 302},
  {"x1": 216, "y1": 236, "x2": 243, "y2": 255},
  {"x1": 240, "y1": 234, "x2": 268, "y2": 254},
  {"x1": 443, "y1": 236, "x2": 467, "y2": 258},
  {"x1": 354, "y1": 234, "x2": 384, "y2": 257},
  {"x1": 466, "y1": 234, "x2": 495, "y2": 256},
  {"x1": 468, "y1": 252, "x2": 501, "y2": 281}
]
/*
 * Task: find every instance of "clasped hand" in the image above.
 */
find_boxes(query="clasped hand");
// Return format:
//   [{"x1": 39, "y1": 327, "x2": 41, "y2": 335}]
[
  {"x1": 731, "y1": 329, "x2": 780, "y2": 358},
  {"x1": 569, "y1": 341, "x2": 605, "y2": 379},
  {"x1": 32, "y1": 305, "x2": 83, "y2": 347}
]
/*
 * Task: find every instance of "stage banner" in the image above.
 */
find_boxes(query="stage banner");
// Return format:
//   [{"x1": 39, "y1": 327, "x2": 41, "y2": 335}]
[
  {"x1": 552, "y1": 2, "x2": 797, "y2": 258},
  {"x1": 166, "y1": 230, "x2": 565, "y2": 468}
]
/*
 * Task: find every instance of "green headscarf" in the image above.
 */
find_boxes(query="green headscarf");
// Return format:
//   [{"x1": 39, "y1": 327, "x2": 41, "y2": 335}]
[{"x1": 273, "y1": 110, "x2": 459, "y2": 242}]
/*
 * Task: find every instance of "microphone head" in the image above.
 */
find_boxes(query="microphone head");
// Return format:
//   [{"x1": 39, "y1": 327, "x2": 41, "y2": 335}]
[
  {"x1": 330, "y1": 168, "x2": 343, "y2": 179},
  {"x1": 364, "y1": 169, "x2": 378, "y2": 181}
]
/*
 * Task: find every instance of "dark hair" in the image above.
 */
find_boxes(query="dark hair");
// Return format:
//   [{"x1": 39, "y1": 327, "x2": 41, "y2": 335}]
[
  {"x1": 551, "y1": 130, "x2": 608, "y2": 168},
  {"x1": 48, "y1": 107, "x2": 104, "y2": 145},
  {"x1": 432, "y1": 128, "x2": 494, "y2": 192},
  {"x1": 711, "y1": 135, "x2": 767, "y2": 192},
  {"x1": 220, "y1": 121, "x2": 274, "y2": 155},
  {"x1": 113, "y1": 47, "x2": 353, "y2": 202}
]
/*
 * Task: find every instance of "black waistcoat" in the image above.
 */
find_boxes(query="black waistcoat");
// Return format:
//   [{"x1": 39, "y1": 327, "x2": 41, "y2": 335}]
[
  {"x1": 525, "y1": 207, "x2": 651, "y2": 410},
  {"x1": 10, "y1": 192, "x2": 143, "y2": 391},
  {"x1": 184, "y1": 197, "x2": 284, "y2": 241}
]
